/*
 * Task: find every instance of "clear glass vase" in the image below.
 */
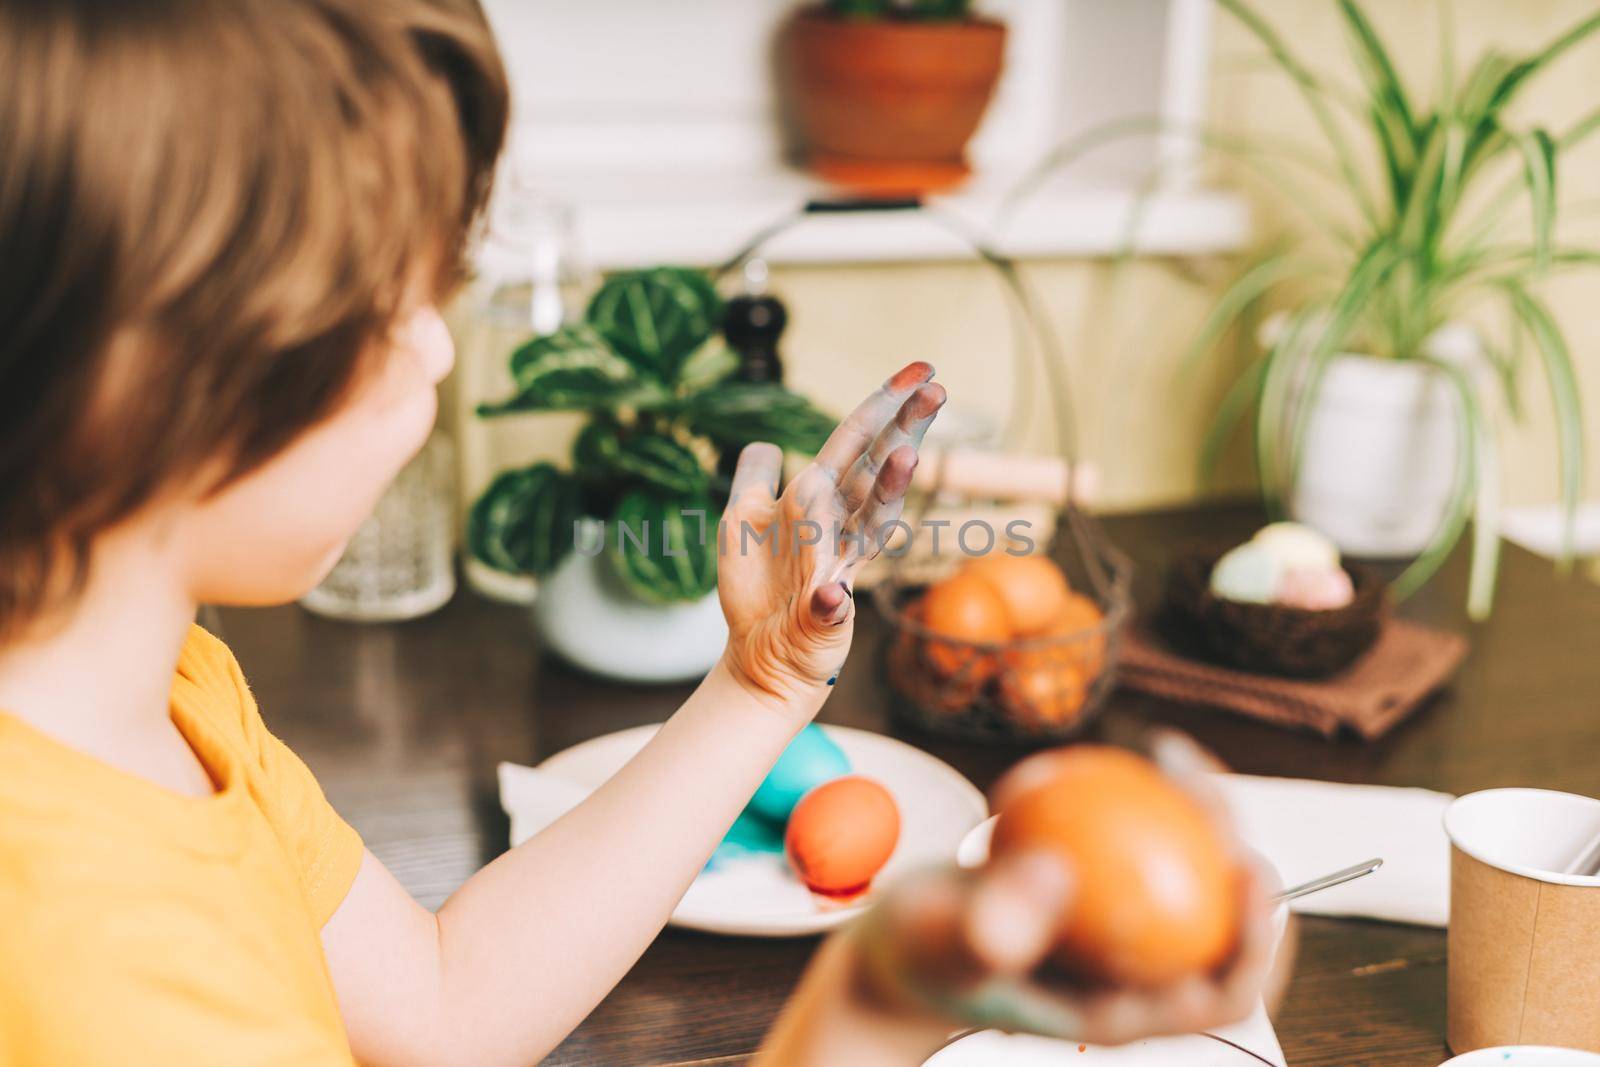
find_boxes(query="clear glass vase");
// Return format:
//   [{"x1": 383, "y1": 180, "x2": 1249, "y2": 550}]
[
  {"x1": 457, "y1": 185, "x2": 588, "y2": 604},
  {"x1": 300, "y1": 434, "x2": 457, "y2": 622}
]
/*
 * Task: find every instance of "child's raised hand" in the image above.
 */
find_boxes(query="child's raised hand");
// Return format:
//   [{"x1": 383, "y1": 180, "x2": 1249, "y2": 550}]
[{"x1": 717, "y1": 362, "x2": 945, "y2": 714}]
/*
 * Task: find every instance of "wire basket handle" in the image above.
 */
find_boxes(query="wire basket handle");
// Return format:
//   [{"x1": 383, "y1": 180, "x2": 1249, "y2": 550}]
[{"x1": 717, "y1": 197, "x2": 1123, "y2": 600}]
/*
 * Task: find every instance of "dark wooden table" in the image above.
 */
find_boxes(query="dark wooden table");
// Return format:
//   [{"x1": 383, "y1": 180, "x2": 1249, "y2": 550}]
[{"x1": 215, "y1": 504, "x2": 1600, "y2": 1067}]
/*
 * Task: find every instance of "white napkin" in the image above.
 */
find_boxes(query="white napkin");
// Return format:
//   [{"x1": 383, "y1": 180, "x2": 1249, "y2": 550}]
[
  {"x1": 1218, "y1": 774, "x2": 1453, "y2": 927},
  {"x1": 498, "y1": 761, "x2": 589, "y2": 847}
]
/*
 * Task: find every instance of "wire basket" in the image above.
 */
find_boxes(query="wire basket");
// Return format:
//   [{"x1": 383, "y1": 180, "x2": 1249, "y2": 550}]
[
  {"x1": 875, "y1": 508, "x2": 1133, "y2": 743},
  {"x1": 720, "y1": 198, "x2": 1136, "y2": 741}
]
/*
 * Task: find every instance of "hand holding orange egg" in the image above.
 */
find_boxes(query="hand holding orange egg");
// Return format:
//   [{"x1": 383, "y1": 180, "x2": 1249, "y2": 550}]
[
  {"x1": 988, "y1": 744, "x2": 1241, "y2": 986},
  {"x1": 845, "y1": 735, "x2": 1283, "y2": 1047}
]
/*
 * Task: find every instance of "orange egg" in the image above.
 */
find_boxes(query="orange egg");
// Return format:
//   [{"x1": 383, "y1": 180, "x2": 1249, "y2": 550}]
[
  {"x1": 888, "y1": 612, "x2": 982, "y2": 715},
  {"x1": 966, "y1": 553, "x2": 1072, "y2": 633},
  {"x1": 919, "y1": 572, "x2": 1010, "y2": 681},
  {"x1": 1002, "y1": 594, "x2": 1104, "y2": 679},
  {"x1": 785, "y1": 776, "x2": 901, "y2": 898},
  {"x1": 989, "y1": 746, "x2": 1241, "y2": 987},
  {"x1": 997, "y1": 659, "x2": 1087, "y2": 726}
]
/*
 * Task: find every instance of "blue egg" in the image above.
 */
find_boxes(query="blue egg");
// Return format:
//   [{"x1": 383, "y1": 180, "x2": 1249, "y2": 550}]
[{"x1": 747, "y1": 724, "x2": 851, "y2": 823}]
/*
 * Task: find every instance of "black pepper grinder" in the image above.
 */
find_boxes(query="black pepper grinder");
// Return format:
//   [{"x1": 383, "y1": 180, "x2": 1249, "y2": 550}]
[
  {"x1": 722, "y1": 258, "x2": 787, "y2": 385},
  {"x1": 718, "y1": 259, "x2": 790, "y2": 483}
]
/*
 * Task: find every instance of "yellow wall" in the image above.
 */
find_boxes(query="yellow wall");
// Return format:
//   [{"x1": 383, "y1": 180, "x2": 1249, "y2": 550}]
[{"x1": 452, "y1": 0, "x2": 1600, "y2": 515}]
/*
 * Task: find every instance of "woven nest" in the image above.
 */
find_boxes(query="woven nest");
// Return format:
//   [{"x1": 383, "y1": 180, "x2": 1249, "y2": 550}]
[{"x1": 1161, "y1": 548, "x2": 1387, "y2": 679}]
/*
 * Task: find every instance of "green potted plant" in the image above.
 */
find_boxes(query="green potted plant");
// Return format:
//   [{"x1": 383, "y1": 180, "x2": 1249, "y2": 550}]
[
  {"x1": 470, "y1": 266, "x2": 835, "y2": 682},
  {"x1": 781, "y1": 0, "x2": 1007, "y2": 194},
  {"x1": 1173, "y1": 0, "x2": 1598, "y2": 619}
]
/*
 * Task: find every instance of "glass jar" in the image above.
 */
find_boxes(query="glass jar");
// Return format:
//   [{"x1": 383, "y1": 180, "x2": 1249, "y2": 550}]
[
  {"x1": 300, "y1": 434, "x2": 457, "y2": 621},
  {"x1": 456, "y1": 186, "x2": 589, "y2": 604}
]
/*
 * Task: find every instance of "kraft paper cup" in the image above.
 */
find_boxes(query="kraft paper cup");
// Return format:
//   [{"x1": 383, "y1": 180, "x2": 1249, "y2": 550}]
[{"x1": 1444, "y1": 789, "x2": 1600, "y2": 1055}]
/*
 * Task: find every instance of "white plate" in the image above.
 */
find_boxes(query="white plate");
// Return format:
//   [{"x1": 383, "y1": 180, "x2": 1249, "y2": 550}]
[
  {"x1": 927, "y1": 1017, "x2": 1285, "y2": 1067},
  {"x1": 1442, "y1": 1050, "x2": 1600, "y2": 1067},
  {"x1": 536, "y1": 724, "x2": 988, "y2": 937}
]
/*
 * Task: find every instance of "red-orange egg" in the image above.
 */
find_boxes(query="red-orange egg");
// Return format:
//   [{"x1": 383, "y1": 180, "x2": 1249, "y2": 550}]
[
  {"x1": 785, "y1": 776, "x2": 901, "y2": 898},
  {"x1": 966, "y1": 553, "x2": 1072, "y2": 634},
  {"x1": 989, "y1": 745, "x2": 1241, "y2": 987},
  {"x1": 1025, "y1": 592, "x2": 1107, "y2": 681},
  {"x1": 996, "y1": 659, "x2": 1087, "y2": 726},
  {"x1": 919, "y1": 572, "x2": 1010, "y2": 681}
]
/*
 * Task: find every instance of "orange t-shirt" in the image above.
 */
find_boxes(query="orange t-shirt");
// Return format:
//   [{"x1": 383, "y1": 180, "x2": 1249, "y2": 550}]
[{"x1": 0, "y1": 625, "x2": 364, "y2": 1065}]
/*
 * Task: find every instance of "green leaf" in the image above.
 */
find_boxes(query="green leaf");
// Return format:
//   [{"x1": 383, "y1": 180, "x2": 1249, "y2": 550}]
[
  {"x1": 1389, "y1": 359, "x2": 1479, "y2": 604},
  {"x1": 1561, "y1": 104, "x2": 1600, "y2": 150},
  {"x1": 682, "y1": 383, "x2": 837, "y2": 455},
  {"x1": 1338, "y1": 0, "x2": 1416, "y2": 151},
  {"x1": 586, "y1": 267, "x2": 724, "y2": 382},
  {"x1": 478, "y1": 325, "x2": 667, "y2": 415},
  {"x1": 1397, "y1": 121, "x2": 1446, "y2": 252},
  {"x1": 826, "y1": 0, "x2": 889, "y2": 15},
  {"x1": 1253, "y1": 304, "x2": 1328, "y2": 515},
  {"x1": 1478, "y1": 336, "x2": 1525, "y2": 425},
  {"x1": 1437, "y1": 0, "x2": 1456, "y2": 111},
  {"x1": 1216, "y1": 0, "x2": 1379, "y2": 229},
  {"x1": 1176, "y1": 252, "x2": 1317, "y2": 382},
  {"x1": 607, "y1": 489, "x2": 718, "y2": 603},
  {"x1": 1279, "y1": 241, "x2": 1404, "y2": 494},
  {"x1": 1504, "y1": 283, "x2": 1586, "y2": 565},
  {"x1": 907, "y1": 0, "x2": 970, "y2": 19},
  {"x1": 1484, "y1": 12, "x2": 1600, "y2": 117},
  {"x1": 467, "y1": 463, "x2": 586, "y2": 577},
  {"x1": 572, "y1": 419, "x2": 709, "y2": 497},
  {"x1": 676, "y1": 340, "x2": 741, "y2": 393},
  {"x1": 1508, "y1": 127, "x2": 1557, "y2": 271},
  {"x1": 1001, "y1": 115, "x2": 1359, "y2": 249}
]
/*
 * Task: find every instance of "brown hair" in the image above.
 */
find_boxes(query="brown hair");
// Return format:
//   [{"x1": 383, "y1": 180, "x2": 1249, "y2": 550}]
[{"x1": 0, "y1": 0, "x2": 508, "y2": 637}]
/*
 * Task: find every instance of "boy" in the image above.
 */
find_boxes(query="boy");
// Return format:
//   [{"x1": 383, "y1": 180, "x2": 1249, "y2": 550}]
[{"x1": 0, "y1": 2, "x2": 1273, "y2": 1064}]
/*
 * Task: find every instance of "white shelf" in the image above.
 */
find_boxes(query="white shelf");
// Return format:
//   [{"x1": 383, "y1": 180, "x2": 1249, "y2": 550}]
[
  {"x1": 478, "y1": 0, "x2": 1248, "y2": 271},
  {"x1": 481, "y1": 168, "x2": 1250, "y2": 272}
]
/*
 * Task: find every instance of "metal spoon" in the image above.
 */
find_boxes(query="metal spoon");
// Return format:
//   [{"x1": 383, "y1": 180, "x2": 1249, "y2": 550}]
[
  {"x1": 1561, "y1": 831, "x2": 1600, "y2": 877},
  {"x1": 1273, "y1": 857, "x2": 1384, "y2": 904}
]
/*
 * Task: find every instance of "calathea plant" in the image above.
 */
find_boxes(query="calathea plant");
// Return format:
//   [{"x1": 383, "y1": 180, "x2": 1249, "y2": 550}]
[{"x1": 469, "y1": 267, "x2": 836, "y2": 604}]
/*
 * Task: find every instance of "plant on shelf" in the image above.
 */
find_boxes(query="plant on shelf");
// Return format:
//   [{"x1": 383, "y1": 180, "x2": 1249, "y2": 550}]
[
  {"x1": 1173, "y1": 0, "x2": 1597, "y2": 619},
  {"x1": 469, "y1": 266, "x2": 835, "y2": 605},
  {"x1": 782, "y1": 0, "x2": 1006, "y2": 194},
  {"x1": 824, "y1": 0, "x2": 974, "y2": 19}
]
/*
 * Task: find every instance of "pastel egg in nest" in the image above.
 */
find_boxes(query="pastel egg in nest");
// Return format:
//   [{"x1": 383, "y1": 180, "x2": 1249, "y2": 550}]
[{"x1": 1163, "y1": 547, "x2": 1386, "y2": 678}]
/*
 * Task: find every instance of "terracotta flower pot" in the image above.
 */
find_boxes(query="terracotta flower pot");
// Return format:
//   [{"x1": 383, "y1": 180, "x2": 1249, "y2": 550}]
[{"x1": 781, "y1": 8, "x2": 1007, "y2": 195}]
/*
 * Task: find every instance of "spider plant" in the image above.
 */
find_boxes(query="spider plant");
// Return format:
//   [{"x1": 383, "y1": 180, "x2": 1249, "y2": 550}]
[{"x1": 1173, "y1": 0, "x2": 1600, "y2": 620}]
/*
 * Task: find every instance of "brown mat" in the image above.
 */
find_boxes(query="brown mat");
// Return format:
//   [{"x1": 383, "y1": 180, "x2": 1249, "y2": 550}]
[{"x1": 1119, "y1": 618, "x2": 1468, "y2": 739}]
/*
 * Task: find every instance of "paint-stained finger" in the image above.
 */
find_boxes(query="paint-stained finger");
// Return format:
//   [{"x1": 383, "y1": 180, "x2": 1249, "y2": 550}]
[
  {"x1": 728, "y1": 441, "x2": 783, "y2": 508},
  {"x1": 813, "y1": 361, "x2": 935, "y2": 480},
  {"x1": 840, "y1": 381, "x2": 946, "y2": 513},
  {"x1": 837, "y1": 444, "x2": 918, "y2": 575}
]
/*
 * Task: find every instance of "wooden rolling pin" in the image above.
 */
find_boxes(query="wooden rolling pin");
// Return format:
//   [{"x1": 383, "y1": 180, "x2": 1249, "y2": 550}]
[{"x1": 909, "y1": 447, "x2": 1097, "y2": 506}]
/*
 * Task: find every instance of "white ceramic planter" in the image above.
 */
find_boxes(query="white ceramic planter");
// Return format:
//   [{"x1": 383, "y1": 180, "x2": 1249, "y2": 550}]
[
  {"x1": 1289, "y1": 352, "x2": 1461, "y2": 559},
  {"x1": 531, "y1": 530, "x2": 727, "y2": 684}
]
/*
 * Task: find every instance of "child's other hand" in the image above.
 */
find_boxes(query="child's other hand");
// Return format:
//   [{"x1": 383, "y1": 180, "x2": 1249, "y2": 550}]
[
  {"x1": 718, "y1": 362, "x2": 945, "y2": 714},
  {"x1": 848, "y1": 735, "x2": 1283, "y2": 1047},
  {"x1": 850, "y1": 851, "x2": 1279, "y2": 1047}
]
